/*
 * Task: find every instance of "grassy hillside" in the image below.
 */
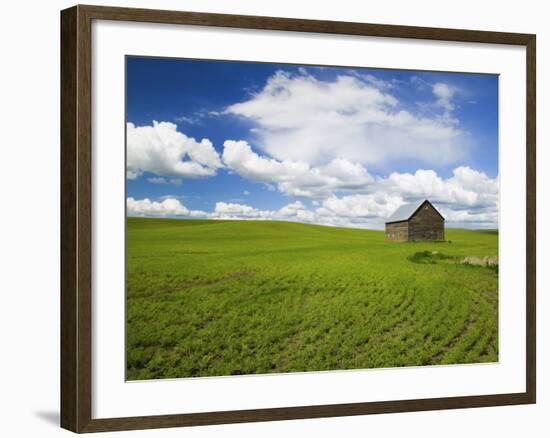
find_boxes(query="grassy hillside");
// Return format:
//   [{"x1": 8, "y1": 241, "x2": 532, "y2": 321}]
[{"x1": 126, "y1": 217, "x2": 498, "y2": 380}]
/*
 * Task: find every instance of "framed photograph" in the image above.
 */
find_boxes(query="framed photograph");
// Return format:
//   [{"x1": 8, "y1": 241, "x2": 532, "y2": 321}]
[{"x1": 60, "y1": 4, "x2": 536, "y2": 433}]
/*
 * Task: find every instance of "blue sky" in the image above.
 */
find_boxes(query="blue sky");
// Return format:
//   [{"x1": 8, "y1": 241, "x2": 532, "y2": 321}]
[{"x1": 126, "y1": 56, "x2": 499, "y2": 229}]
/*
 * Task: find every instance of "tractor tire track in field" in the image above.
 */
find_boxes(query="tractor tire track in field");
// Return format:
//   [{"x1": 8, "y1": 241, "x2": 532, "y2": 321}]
[
  {"x1": 426, "y1": 288, "x2": 497, "y2": 365},
  {"x1": 428, "y1": 315, "x2": 476, "y2": 364},
  {"x1": 171, "y1": 271, "x2": 255, "y2": 295},
  {"x1": 126, "y1": 270, "x2": 254, "y2": 299},
  {"x1": 180, "y1": 271, "x2": 254, "y2": 290}
]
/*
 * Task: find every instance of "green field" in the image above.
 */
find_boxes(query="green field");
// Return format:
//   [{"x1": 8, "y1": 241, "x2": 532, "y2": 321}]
[{"x1": 126, "y1": 217, "x2": 498, "y2": 380}]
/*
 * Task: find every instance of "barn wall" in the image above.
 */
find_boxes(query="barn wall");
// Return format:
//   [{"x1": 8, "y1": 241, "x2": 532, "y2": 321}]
[
  {"x1": 408, "y1": 204, "x2": 445, "y2": 241},
  {"x1": 385, "y1": 221, "x2": 408, "y2": 241}
]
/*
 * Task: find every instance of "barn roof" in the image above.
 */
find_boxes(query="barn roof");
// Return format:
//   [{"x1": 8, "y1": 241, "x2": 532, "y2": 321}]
[{"x1": 386, "y1": 200, "x2": 443, "y2": 223}]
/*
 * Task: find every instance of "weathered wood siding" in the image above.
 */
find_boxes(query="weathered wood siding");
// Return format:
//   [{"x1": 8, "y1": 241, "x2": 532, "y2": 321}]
[
  {"x1": 385, "y1": 221, "x2": 409, "y2": 241},
  {"x1": 408, "y1": 203, "x2": 444, "y2": 241}
]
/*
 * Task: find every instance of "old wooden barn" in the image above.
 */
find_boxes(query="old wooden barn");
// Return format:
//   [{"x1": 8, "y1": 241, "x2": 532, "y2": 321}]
[{"x1": 385, "y1": 200, "x2": 445, "y2": 242}]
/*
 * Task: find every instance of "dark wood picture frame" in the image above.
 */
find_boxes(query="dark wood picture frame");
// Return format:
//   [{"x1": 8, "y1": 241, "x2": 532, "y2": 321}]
[{"x1": 61, "y1": 4, "x2": 536, "y2": 433}]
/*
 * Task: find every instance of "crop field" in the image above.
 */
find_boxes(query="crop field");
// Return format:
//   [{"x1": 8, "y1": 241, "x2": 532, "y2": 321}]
[{"x1": 126, "y1": 217, "x2": 498, "y2": 380}]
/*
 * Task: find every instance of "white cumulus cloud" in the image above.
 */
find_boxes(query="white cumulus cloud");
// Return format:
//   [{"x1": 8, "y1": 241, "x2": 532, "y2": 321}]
[
  {"x1": 381, "y1": 166, "x2": 498, "y2": 209},
  {"x1": 222, "y1": 139, "x2": 373, "y2": 199},
  {"x1": 433, "y1": 82, "x2": 456, "y2": 112},
  {"x1": 209, "y1": 202, "x2": 263, "y2": 219},
  {"x1": 127, "y1": 197, "x2": 207, "y2": 217},
  {"x1": 220, "y1": 134, "x2": 497, "y2": 228},
  {"x1": 208, "y1": 200, "x2": 315, "y2": 222},
  {"x1": 317, "y1": 193, "x2": 402, "y2": 221},
  {"x1": 126, "y1": 121, "x2": 223, "y2": 180},
  {"x1": 146, "y1": 176, "x2": 183, "y2": 185},
  {"x1": 225, "y1": 71, "x2": 467, "y2": 167}
]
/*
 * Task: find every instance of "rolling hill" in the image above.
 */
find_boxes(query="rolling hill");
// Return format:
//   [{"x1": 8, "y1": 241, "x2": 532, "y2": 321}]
[{"x1": 126, "y1": 217, "x2": 498, "y2": 380}]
